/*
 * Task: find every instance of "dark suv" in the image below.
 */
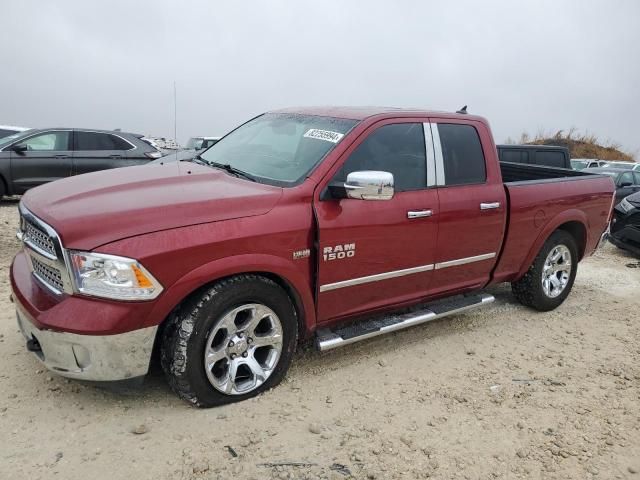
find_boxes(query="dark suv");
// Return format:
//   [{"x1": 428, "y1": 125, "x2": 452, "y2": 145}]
[
  {"x1": 0, "y1": 129, "x2": 162, "y2": 197},
  {"x1": 497, "y1": 145, "x2": 571, "y2": 169}
]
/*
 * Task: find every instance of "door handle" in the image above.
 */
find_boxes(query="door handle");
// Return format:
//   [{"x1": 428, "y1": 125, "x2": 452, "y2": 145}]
[
  {"x1": 407, "y1": 210, "x2": 433, "y2": 219},
  {"x1": 480, "y1": 202, "x2": 500, "y2": 210},
  {"x1": 109, "y1": 154, "x2": 123, "y2": 159},
  {"x1": 54, "y1": 154, "x2": 69, "y2": 158}
]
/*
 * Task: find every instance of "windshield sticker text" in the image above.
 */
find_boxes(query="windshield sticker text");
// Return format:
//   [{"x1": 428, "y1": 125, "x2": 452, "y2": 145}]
[{"x1": 303, "y1": 129, "x2": 344, "y2": 143}]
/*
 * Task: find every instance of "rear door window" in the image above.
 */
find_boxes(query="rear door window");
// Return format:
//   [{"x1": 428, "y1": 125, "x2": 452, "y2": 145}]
[
  {"x1": 500, "y1": 149, "x2": 528, "y2": 164},
  {"x1": 74, "y1": 132, "x2": 130, "y2": 150},
  {"x1": 438, "y1": 123, "x2": 486, "y2": 185},
  {"x1": 535, "y1": 150, "x2": 566, "y2": 168}
]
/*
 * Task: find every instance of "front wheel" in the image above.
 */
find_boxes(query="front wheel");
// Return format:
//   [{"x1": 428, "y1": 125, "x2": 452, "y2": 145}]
[
  {"x1": 161, "y1": 275, "x2": 298, "y2": 407},
  {"x1": 511, "y1": 230, "x2": 578, "y2": 311}
]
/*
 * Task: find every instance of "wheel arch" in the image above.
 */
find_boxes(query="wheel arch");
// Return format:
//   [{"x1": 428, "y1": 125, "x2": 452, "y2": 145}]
[
  {"x1": 516, "y1": 210, "x2": 588, "y2": 279},
  {"x1": 556, "y1": 221, "x2": 587, "y2": 260},
  {"x1": 145, "y1": 254, "x2": 316, "y2": 340}
]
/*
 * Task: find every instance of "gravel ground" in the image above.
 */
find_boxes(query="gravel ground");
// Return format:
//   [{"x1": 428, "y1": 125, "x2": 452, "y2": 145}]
[{"x1": 0, "y1": 199, "x2": 639, "y2": 480}]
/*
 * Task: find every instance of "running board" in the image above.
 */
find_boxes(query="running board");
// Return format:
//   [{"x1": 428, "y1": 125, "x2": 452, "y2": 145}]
[{"x1": 316, "y1": 293, "x2": 495, "y2": 352}]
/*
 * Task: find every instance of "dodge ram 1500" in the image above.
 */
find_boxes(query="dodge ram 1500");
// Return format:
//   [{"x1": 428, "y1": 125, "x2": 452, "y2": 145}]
[{"x1": 10, "y1": 107, "x2": 615, "y2": 407}]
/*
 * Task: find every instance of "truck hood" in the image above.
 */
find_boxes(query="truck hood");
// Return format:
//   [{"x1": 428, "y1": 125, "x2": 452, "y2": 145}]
[{"x1": 22, "y1": 162, "x2": 283, "y2": 250}]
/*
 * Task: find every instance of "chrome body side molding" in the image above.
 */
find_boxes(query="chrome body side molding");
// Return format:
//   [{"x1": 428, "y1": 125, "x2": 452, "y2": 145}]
[
  {"x1": 319, "y1": 264, "x2": 434, "y2": 293},
  {"x1": 435, "y1": 252, "x2": 496, "y2": 270}
]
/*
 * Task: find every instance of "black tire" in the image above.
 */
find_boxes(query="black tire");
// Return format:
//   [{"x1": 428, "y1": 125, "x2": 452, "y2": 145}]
[
  {"x1": 511, "y1": 230, "x2": 578, "y2": 312},
  {"x1": 0, "y1": 179, "x2": 5, "y2": 199},
  {"x1": 161, "y1": 275, "x2": 298, "y2": 407}
]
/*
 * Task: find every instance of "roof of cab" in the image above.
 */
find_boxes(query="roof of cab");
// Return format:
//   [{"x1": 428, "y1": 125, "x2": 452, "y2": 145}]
[{"x1": 270, "y1": 106, "x2": 487, "y2": 123}]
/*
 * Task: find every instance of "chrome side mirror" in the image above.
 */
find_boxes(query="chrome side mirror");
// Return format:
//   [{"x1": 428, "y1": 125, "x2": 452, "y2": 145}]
[{"x1": 344, "y1": 170, "x2": 394, "y2": 200}]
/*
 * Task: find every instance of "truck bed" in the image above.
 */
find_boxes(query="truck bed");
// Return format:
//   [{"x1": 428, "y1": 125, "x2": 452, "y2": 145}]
[
  {"x1": 493, "y1": 162, "x2": 614, "y2": 283},
  {"x1": 500, "y1": 161, "x2": 594, "y2": 184}
]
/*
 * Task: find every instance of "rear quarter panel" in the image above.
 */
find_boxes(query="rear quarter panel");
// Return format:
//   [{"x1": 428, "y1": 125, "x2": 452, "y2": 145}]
[{"x1": 493, "y1": 175, "x2": 614, "y2": 282}]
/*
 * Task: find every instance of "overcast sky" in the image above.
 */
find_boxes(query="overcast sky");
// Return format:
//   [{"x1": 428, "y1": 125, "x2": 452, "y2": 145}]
[{"x1": 2, "y1": 0, "x2": 639, "y2": 156}]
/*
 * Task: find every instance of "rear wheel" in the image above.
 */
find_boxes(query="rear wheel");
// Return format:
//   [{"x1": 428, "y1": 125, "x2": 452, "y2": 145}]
[
  {"x1": 511, "y1": 230, "x2": 578, "y2": 311},
  {"x1": 161, "y1": 275, "x2": 298, "y2": 407}
]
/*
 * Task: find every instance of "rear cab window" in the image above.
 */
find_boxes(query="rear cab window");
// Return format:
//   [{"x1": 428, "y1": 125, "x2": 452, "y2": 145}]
[{"x1": 437, "y1": 123, "x2": 486, "y2": 186}]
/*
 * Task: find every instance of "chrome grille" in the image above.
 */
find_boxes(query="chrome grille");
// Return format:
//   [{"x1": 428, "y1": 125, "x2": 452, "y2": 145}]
[
  {"x1": 24, "y1": 220, "x2": 56, "y2": 257},
  {"x1": 19, "y1": 204, "x2": 71, "y2": 295},
  {"x1": 31, "y1": 256, "x2": 64, "y2": 293}
]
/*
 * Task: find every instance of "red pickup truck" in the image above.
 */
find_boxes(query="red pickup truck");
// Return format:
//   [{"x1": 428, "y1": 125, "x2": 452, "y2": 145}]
[{"x1": 10, "y1": 107, "x2": 615, "y2": 407}]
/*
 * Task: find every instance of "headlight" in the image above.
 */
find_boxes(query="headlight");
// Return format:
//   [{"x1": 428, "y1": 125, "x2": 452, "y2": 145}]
[
  {"x1": 619, "y1": 197, "x2": 635, "y2": 214},
  {"x1": 69, "y1": 252, "x2": 163, "y2": 300}
]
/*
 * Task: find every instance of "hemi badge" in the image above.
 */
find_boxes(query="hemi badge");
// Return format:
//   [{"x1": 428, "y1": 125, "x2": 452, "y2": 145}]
[{"x1": 293, "y1": 249, "x2": 310, "y2": 260}]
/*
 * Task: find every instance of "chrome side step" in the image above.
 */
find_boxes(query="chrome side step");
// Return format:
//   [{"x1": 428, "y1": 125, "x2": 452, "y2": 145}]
[{"x1": 316, "y1": 293, "x2": 495, "y2": 352}]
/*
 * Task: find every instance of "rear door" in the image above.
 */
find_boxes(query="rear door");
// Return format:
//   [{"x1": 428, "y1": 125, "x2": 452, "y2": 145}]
[
  {"x1": 429, "y1": 119, "x2": 507, "y2": 294},
  {"x1": 72, "y1": 131, "x2": 131, "y2": 175},
  {"x1": 315, "y1": 120, "x2": 440, "y2": 323},
  {"x1": 9, "y1": 130, "x2": 72, "y2": 193}
]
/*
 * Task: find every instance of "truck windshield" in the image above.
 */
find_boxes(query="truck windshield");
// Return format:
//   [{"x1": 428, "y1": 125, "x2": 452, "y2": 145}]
[{"x1": 199, "y1": 113, "x2": 357, "y2": 186}]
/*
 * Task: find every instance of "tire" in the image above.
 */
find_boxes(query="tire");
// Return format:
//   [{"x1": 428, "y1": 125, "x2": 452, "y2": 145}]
[
  {"x1": 511, "y1": 230, "x2": 578, "y2": 312},
  {"x1": 0, "y1": 179, "x2": 5, "y2": 200},
  {"x1": 161, "y1": 275, "x2": 298, "y2": 407}
]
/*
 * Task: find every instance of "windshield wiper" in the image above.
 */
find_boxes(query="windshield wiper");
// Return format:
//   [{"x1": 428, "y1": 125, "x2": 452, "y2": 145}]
[
  {"x1": 187, "y1": 155, "x2": 258, "y2": 182},
  {"x1": 206, "y1": 160, "x2": 258, "y2": 182}
]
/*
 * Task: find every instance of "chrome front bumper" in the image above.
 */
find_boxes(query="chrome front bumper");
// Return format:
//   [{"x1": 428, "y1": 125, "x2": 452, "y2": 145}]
[{"x1": 16, "y1": 306, "x2": 157, "y2": 382}]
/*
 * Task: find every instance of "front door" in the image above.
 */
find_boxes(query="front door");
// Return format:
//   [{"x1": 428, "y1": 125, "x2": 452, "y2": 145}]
[
  {"x1": 615, "y1": 171, "x2": 640, "y2": 203},
  {"x1": 9, "y1": 130, "x2": 72, "y2": 193},
  {"x1": 429, "y1": 119, "x2": 506, "y2": 294},
  {"x1": 315, "y1": 120, "x2": 439, "y2": 323}
]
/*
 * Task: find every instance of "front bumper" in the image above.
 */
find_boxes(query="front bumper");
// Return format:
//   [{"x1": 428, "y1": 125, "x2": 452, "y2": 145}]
[
  {"x1": 15, "y1": 301, "x2": 157, "y2": 381},
  {"x1": 609, "y1": 209, "x2": 640, "y2": 257}
]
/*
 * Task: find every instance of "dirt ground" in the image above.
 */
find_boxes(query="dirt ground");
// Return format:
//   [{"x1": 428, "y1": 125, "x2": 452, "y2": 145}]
[{"x1": 0, "y1": 198, "x2": 638, "y2": 480}]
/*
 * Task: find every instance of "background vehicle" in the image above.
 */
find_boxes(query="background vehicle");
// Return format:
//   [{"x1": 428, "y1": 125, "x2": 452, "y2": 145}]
[
  {"x1": 0, "y1": 125, "x2": 29, "y2": 139},
  {"x1": 587, "y1": 167, "x2": 640, "y2": 204},
  {"x1": 497, "y1": 144, "x2": 571, "y2": 169},
  {"x1": 144, "y1": 136, "x2": 180, "y2": 151},
  {"x1": 571, "y1": 158, "x2": 608, "y2": 170},
  {"x1": 185, "y1": 136, "x2": 221, "y2": 150},
  {"x1": 610, "y1": 191, "x2": 640, "y2": 256},
  {"x1": 602, "y1": 160, "x2": 637, "y2": 169},
  {"x1": 150, "y1": 149, "x2": 200, "y2": 164},
  {"x1": 11, "y1": 107, "x2": 614, "y2": 407},
  {"x1": 0, "y1": 128, "x2": 162, "y2": 196}
]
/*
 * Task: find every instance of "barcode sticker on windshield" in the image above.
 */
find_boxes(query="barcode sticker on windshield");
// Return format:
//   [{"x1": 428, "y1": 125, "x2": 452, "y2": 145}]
[{"x1": 303, "y1": 129, "x2": 344, "y2": 143}]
